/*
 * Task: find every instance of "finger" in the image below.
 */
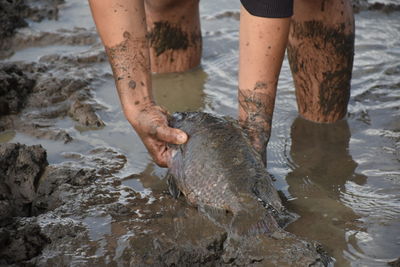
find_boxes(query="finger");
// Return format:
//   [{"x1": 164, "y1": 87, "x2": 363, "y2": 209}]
[
  {"x1": 146, "y1": 140, "x2": 168, "y2": 167},
  {"x1": 156, "y1": 126, "x2": 188, "y2": 145}
]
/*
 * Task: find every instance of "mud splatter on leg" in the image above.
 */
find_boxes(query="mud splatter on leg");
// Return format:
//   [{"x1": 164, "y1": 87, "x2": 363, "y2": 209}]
[
  {"x1": 238, "y1": 81, "x2": 276, "y2": 165},
  {"x1": 144, "y1": 0, "x2": 202, "y2": 73},
  {"x1": 288, "y1": 0, "x2": 355, "y2": 122}
]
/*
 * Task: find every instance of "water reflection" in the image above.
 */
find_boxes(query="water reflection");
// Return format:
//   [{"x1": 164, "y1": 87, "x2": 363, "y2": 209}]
[{"x1": 285, "y1": 117, "x2": 367, "y2": 266}]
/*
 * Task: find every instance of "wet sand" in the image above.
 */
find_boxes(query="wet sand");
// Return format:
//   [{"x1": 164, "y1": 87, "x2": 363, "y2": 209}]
[{"x1": 1, "y1": 0, "x2": 400, "y2": 266}]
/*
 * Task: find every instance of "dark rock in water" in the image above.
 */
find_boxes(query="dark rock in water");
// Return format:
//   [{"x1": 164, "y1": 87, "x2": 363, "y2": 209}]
[
  {"x1": 0, "y1": 0, "x2": 65, "y2": 57},
  {"x1": 352, "y1": 0, "x2": 400, "y2": 13},
  {"x1": 32, "y1": 166, "x2": 97, "y2": 215},
  {"x1": 0, "y1": 143, "x2": 48, "y2": 220},
  {"x1": 0, "y1": 218, "x2": 50, "y2": 265},
  {"x1": 0, "y1": 63, "x2": 35, "y2": 116},
  {"x1": 0, "y1": 61, "x2": 106, "y2": 141},
  {"x1": 68, "y1": 100, "x2": 105, "y2": 128},
  {"x1": 0, "y1": 0, "x2": 29, "y2": 40},
  {"x1": 389, "y1": 257, "x2": 400, "y2": 267}
]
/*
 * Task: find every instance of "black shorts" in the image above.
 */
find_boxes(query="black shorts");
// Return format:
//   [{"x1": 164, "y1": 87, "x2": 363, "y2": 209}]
[{"x1": 240, "y1": 0, "x2": 293, "y2": 18}]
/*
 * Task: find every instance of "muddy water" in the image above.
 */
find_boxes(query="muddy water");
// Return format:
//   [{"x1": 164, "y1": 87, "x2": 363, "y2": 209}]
[{"x1": 1, "y1": 0, "x2": 400, "y2": 266}]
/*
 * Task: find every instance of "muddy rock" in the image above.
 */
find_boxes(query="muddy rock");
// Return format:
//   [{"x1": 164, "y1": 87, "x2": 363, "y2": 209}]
[
  {"x1": 0, "y1": 60, "x2": 106, "y2": 141},
  {"x1": 32, "y1": 166, "x2": 97, "y2": 215},
  {"x1": 0, "y1": 63, "x2": 35, "y2": 116},
  {"x1": 0, "y1": 0, "x2": 65, "y2": 57},
  {"x1": 0, "y1": 143, "x2": 48, "y2": 220},
  {"x1": 62, "y1": 147, "x2": 127, "y2": 176},
  {"x1": 352, "y1": 0, "x2": 400, "y2": 13},
  {"x1": 0, "y1": 218, "x2": 50, "y2": 265},
  {"x1": 0, "y1": 0, "x2": 29, "y2": 40},
  {"x1": 68, "y1": 100, "x2": 105, "y2": 128},
  {"x1": 389, "y1": 257, "x2": 400, "y2": 267}
]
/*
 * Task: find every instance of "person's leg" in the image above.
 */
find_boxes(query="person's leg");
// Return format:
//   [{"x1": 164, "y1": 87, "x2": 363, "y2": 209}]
[
  {"x1": 144, "y1": 0, "x2": 201, "y2": 73},
  {"x1": 238, "y1": 5, "x2": 290, "y2": 164},
  {"x1": 288, "y1": 0, "x2": 355, "y2": 122}
]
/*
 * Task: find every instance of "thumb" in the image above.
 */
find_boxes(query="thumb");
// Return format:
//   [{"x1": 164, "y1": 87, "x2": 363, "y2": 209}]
[{"x1": 156, "y1": 125, "x2": 188, "y2": 145}]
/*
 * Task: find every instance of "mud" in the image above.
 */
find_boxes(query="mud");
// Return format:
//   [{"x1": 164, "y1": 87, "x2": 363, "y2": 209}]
[
  {"x1": 0, "y1": 143, "x2": 48, "y2": 220},
  {"x1": 389, "y1": 258, "x2": 400, "y2": 267},
  {"x1": 0, "y1": 218, "x2": 50, "y2": 265},
  {"x1": 148, "y1": 21, "x2": 190, "y2": 56},
  {"x1": 0, "y1": 1, "x2": 29, "y2": 39},
  {"x1": 238, "y1": 85, "x2": 275, "y2": 164},
  {"x1": 0, "y1": 59, "x2": 105, "y2": 142},
  {"x1": 0, "y1": 142, "x2": 328, "y2": 266},
  {"x1": 352, "y1": 0, "x2": 400, "y2": 13},
  {"x1": 0, "y1": 63, "x2": 35, "y2": 116},
  {"x1": 105, "y1": 31, "x2": 149, "y2": 95},
  {"x1": 0, "y1": 0, "x2": 65, "y2": 58}
]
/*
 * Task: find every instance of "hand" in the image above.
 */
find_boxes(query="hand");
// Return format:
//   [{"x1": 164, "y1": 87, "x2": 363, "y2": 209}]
[{"x1": 126, "y1": 104, "x2": 187, "y2": 167}]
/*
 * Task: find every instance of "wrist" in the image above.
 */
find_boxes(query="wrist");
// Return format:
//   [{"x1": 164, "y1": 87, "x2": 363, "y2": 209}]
[{"x1": 122, "y1": 99, "x2": 156, "y2": 124}]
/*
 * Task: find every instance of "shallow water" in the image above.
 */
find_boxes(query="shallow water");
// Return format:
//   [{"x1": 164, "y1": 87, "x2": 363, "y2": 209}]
[{"x1": 2, "y1": 0, "x2": 400, "y2": 266}]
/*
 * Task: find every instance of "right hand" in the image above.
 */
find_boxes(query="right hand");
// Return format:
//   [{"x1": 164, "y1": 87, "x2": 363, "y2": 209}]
[{"x1": 126, "y1": 103, "x2": 188, "y2": 167}]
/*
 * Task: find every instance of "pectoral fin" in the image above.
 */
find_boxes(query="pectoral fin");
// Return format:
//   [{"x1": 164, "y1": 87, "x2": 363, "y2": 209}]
[{"x1": 166, "y1": 171, "x2": 181, "y2": 199}]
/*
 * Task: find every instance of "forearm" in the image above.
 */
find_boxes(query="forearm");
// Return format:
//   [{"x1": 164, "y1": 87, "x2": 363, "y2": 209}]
[
  {"x1": 238, "y1": 5, "x2": 290, "y2": 160},
  {"x1": 88, "y1": 0, "x2": 153, "y2": 121}
]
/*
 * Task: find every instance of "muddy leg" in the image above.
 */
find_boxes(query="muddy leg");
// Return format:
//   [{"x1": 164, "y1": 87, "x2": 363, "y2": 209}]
[
  {"x1": 288, "y1": 0, "x2": 355, "y2": 122},
  {"x1": 238, "y1": 5, "x2": 290, "y2": 165},
  {"x1": 144, "y1": 0, "x2": 201, "y2": 73}
]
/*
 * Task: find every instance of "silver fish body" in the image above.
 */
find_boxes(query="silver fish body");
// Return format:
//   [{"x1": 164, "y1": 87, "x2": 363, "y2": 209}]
[{"x1": 167, "y1": 112, "x2": 286, "y2": 233}]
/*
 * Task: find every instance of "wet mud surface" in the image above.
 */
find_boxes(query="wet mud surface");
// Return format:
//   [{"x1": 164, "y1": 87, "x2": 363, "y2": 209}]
[
  {"x1": 0, "y1": 0, "x2": 399, "y2": 266},
  {"x1": 0, "y1": 143, "x2": 328, "y2": 266},
  {"x1": 0, "y1": 58, "x2": 105, "y2": 142},
  {"x1": 0, "y1": 0, "x2": 66, "y2": 58}
]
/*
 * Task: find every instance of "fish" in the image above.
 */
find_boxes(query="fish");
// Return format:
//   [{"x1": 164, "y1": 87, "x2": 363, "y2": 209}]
[
  {"x1": 166, "y1": 112, "x2": 331, "y2": 266},
  {"x1": 166, "y1": 112, "x2": 289, "y2": 235}
]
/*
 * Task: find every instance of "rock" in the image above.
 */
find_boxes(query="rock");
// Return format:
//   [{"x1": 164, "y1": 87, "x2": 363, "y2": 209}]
[
  {"x1": 0, "y1": 218, "x2": 50, "y2": 265},
  {"x1": 32, "y1": 166, "x2": 97, "y2": 215},
  {"x1": 0, "y1": 0, "x2": 29, "y2": 40},
  {"x1": 0, "y1": 63, "x2": 35, "y2": 116},
  {"x1": 0, "y1": 61, "x2": 106, "y2": 142},
  {"x1": 0, "y1": 0, "x2": 65, "y2": 57},
  {"x1": 352, "y1": 0, "x2": 400, "y2": 13},
  {"x1": 0, "y1": 143, "x2": 48, "y2": 220},
  {"x1": 389, "y1": 257, "x2": 400, "y2": 267},
  {"x1": 68, "y1": 100, "x2": 105, "y2": 128}
]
